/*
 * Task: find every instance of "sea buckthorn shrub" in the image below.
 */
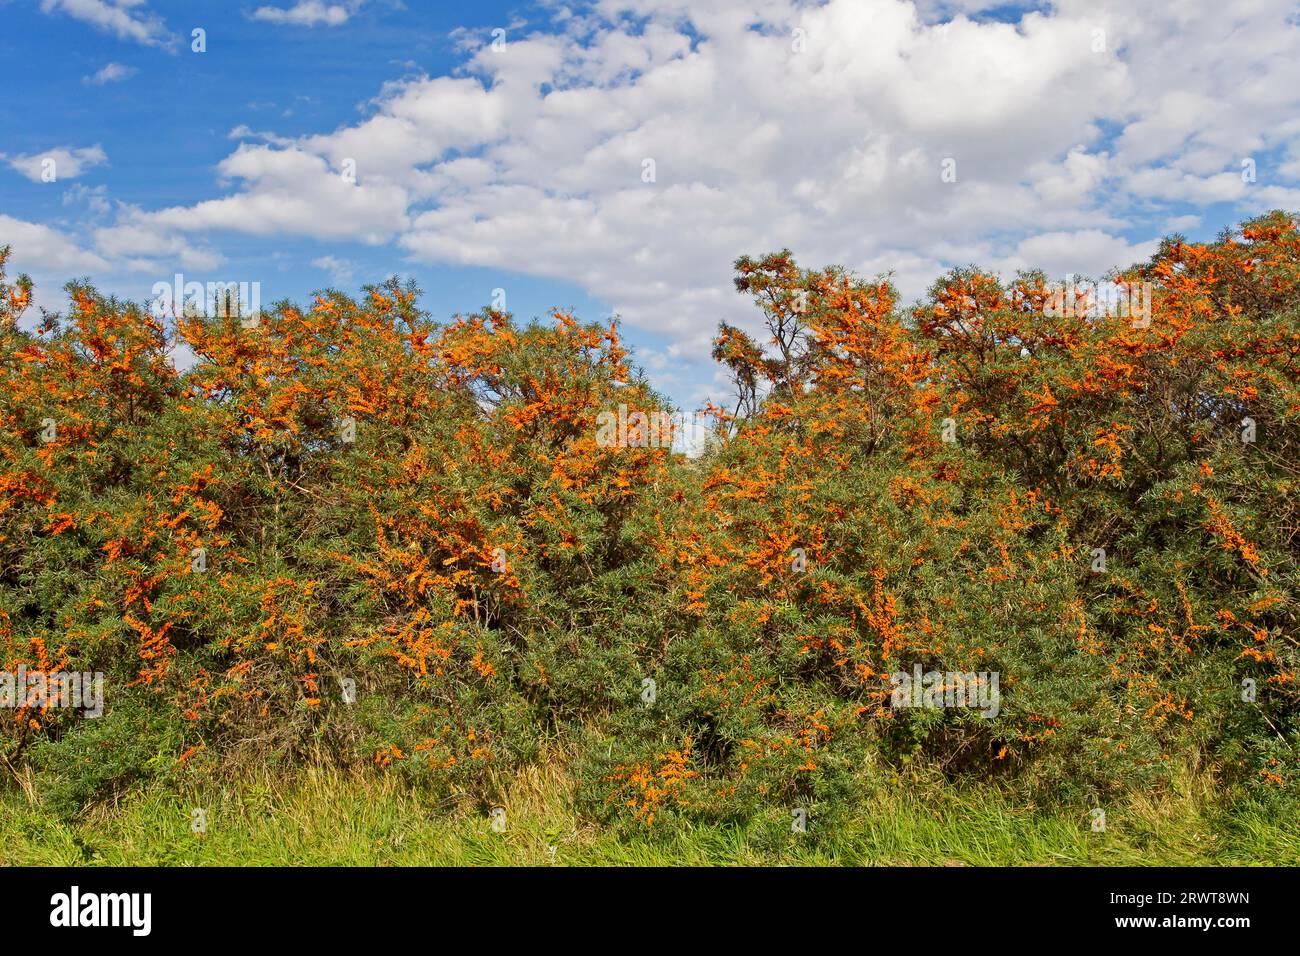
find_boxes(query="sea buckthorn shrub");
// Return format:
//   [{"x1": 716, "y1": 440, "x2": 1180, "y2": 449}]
[
  {"x1": 911, "y1": 214, "x2": 1299, "y2": 798},
  {"x1": 585, "y1": 216, "x2": 1297, "y2": 830},
  {"x1": 0, "y1": 257, "x2": 678, "y2": 808},
  {"x1": 0, "y1": 212, "x2": 1296, "y2": 824}
]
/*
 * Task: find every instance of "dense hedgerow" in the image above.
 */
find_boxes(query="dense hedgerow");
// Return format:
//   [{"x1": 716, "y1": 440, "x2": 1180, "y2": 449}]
[{"x1": 1, "y1": 212, "x2": 1296, "y2": 826}]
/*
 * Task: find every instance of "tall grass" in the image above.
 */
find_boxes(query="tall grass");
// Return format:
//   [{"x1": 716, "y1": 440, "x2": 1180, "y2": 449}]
[{"x1": 3, "y1": 761, "x2": 1294, "y2": 866}]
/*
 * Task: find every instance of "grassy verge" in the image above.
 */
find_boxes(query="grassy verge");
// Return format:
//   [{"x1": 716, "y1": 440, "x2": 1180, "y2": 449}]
[{"x1": 1, "y1": 762, "x2": 1295, "y2": 866}]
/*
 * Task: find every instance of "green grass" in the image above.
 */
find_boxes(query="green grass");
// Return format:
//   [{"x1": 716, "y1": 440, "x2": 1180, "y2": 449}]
[{"x1": 2, "y1": 762, "x2": 1296, "y2": 866}]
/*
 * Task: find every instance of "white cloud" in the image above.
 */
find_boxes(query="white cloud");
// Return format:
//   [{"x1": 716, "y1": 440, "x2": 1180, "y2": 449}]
[
  {"x1": 90, "y1": 201, "x2": 223, "y2": 272},
  {"x1": 0, "y1": 215, "x2": 110, "y2": 274},
  {"x1": 1006, "y1": 230, "x2": 1161, "y2": 281},
  {"x1": 2, "y1": 146, "x2": 107, "y2": 182},
  {"x1": 71, "y1": 0, "x2": 1300, "y2": 371},
  {"x1": 84, "y1": 62, "x2": 138, "y2": 84},
  {"x1": 92, "y1": 224, "x2": 221, "y2": 272},
  {"x1": 63, "y1": 183, "x2": 112, "y2": 216},
  {"x1": 1162, "y1": 214, "x2": 1203, "y2": 234},
  {"x1": 251, "y1": 1, "x2": 360, "y2": 27},
  {"x1": 139, "y1": 145, "x2": 409, "y2": 243},
  {"x1": 312, "y1": 255, "x2": 355, "y2": 284},
  {"x1": 39, "y1": 0, "x2": 171, "y2": 48}
]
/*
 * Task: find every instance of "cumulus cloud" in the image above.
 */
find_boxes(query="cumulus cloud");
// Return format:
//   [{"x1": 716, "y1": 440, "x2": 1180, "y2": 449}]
[
  {"x1": 39, "y1": 0, "x2": 171, "y2": 48},
  {"x1": 84, "y1": 62, "x2": 138, "y2": 84},
  {"x1": 63, "y1": 183, "x2": 112, "y2": 216},
  {"x1": 92, "y1": 219, "x2": 222, "y2": 272},
  {"x1": 2, "y1": 146, "x2": 107, "y2": 182},
  {"x1": 251, "y1": 1, "x2": 361, "y2": 27},
  {"x1": 77, "y1": 0, "x2": 1300, "y2": 372},
  {"x1": 312, "y1": 255, "x2": 356, "y2": 284},
  {"x1": 0, "y1": 215, "x2": 110, "y2": 274},
  {"x1": 88, "y1": 193, "x2": 233, "y2": 273},
  {"x1": 138, "y1": 144, "x2": 409, "y2": 243},
  {"x1": 1000, "y1": 230, "x2": 1162, "y2": 281}
]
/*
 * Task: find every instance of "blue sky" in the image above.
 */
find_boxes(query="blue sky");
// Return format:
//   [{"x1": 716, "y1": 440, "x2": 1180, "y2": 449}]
[
  {"x1": 3, "y1": 0, "x2": 1299, "y2": 413},
  {"x1": 1, "y1": 1, "x2": 613, "y2": 354}
]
